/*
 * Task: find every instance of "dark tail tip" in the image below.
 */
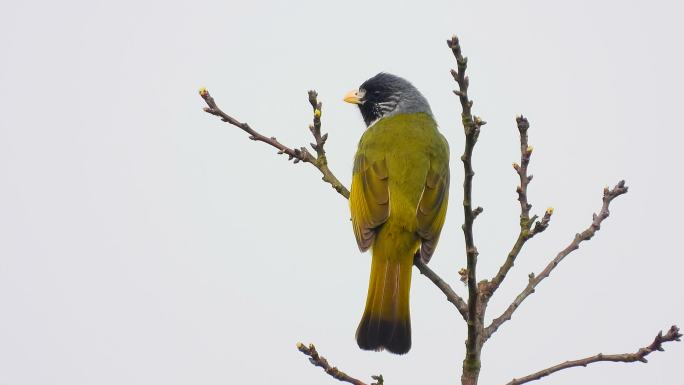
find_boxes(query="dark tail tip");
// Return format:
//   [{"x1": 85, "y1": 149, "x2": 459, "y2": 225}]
[{"x1": 356, "y1": 315, "x2": 411, "y2": 354}]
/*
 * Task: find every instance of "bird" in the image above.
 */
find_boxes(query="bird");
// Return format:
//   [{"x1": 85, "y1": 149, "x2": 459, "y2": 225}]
[{"x1": 344, "y1": 73, "x2": 450, "y2": 354}]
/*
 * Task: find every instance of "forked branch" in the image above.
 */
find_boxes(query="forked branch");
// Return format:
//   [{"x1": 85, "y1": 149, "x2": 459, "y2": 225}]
[
  {"x1": 487, "y1": 116, "x2": 552, "y2": 299},
  {"x1": 200, "y1": 88, "x2": 350, "y2": 198},
  {"x1": 485, "y1": 180, "x2": 629, "y2": 339},
  {"x1": 507, "y1": 325, "x2": 682, "y2": 385}
]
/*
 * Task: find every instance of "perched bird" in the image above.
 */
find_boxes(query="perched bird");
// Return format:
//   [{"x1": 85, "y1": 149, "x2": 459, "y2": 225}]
[{"x1": 344, "y1": 73, "x2": 450, "y2": 354}]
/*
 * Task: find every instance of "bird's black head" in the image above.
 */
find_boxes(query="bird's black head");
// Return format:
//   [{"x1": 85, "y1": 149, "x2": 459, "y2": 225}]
[{"x1": 344, "y1": 73, "x2": 432, "y2": 127}]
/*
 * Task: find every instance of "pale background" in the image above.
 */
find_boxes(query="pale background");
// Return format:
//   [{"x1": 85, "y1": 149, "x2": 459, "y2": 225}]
[{"x1": 1, "y1": 1, "x2": 682, "y2": 384}]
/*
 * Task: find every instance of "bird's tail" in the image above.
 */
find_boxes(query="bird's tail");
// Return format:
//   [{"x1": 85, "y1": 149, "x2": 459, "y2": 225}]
[{"x1": 356, "y1": 244, "x2": 414, "y2": 354}]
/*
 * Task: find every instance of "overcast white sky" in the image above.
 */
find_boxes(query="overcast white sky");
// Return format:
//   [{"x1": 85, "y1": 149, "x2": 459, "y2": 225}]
[{"x1": 1, "y1": 1, "x2": 683, "y2": 384}]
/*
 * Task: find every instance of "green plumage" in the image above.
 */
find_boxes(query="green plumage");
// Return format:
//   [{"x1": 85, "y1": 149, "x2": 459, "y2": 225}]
[{"x1": 351, "y1": 112, "x2": 449, "y2": 354}]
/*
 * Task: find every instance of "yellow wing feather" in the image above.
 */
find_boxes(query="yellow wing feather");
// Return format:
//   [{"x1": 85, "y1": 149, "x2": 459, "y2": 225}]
[
  {"x1": 350, "y1": 155, "x2": 390, "y2": 251},
  {"x1": 416, "y1": 163, "x2": 449, "y2": 263}
]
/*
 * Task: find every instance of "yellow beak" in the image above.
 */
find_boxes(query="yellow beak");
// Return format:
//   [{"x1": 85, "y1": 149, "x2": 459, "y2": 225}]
[{"x1": 343, "y1": 89, "x2": 362, "y2": 104}]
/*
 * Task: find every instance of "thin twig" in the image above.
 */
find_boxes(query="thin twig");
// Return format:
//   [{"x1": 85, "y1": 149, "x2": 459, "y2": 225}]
[
  {"x1": 448, "y1": 34, "x2": 486, "y2": 383},
  {"x1": 414, "y1": 254, "x2": 468, "y2": 320},
  {"x1": 199, "y1": 88, "x2": 350, "y2": 198},
  {"x1": 507, "y1": 325, "x2": 682, "y2": 385},
  {"x1": 485, "y1": 180, "x2": 629, "y2": 340},
  {"x1": 486, "y1": 116, "x2": 553, "y2": 298},
  {"x1": 297, "y1": 343, "x2": 383, "y2": 385}
]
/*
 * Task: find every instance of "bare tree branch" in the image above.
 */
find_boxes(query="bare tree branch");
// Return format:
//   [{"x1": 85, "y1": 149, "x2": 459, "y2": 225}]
[
  {"x1": 414, "y1": 253, "x2": 468, "y2": 320},
  {"x1": 297, "y1": 342, "x2": 383, "y2": 385},
  {"x1": 485, "y1": 180, "x2": 629, "y2": 340},
  {"x1": 507, "y1": 325, "x2": 682, "y2": 385},
  {"x1": 486, "y1": 116, "x2": 553, "y2": 298},
  {"x1": 199, "y1": 88, "x2": 350, "y2": 198},
  {"x1": 447, "y1": 35, "x2": 487, "y2": 385}
]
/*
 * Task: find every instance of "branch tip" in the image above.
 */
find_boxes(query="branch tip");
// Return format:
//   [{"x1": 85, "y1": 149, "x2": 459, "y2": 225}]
[
  {"x1": 507, "y1": 325, "x2": 681, "y2": 385},
  {"x1": 297, "y1": 342, "x2": 377, "y2": 385},
  {"x1": 473, "y1": 206, "x2": 484, "y2": 218}
]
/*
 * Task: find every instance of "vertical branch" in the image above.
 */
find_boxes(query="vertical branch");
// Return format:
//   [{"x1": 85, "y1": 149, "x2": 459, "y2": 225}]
[
  {"x1": 305, "y1": 91, "x2": 350, "y2": 198},
  {"x1": 513, "y1": 116, "x2": 533, "y2": 220},
  {"x1": 448, "y1": 35, "x2": 486, "y2": 385},
  {"x1": 486, "y1": 116, "x2": 552, "y2": 300}
]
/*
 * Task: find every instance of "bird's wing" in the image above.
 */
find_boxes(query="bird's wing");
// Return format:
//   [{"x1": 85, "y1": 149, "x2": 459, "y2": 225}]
[
  {"x1": 416, "y1": 160, "x2": 449, "y2": 263},
  {"x1": 350, "y1": 153, "x2": 390, "y2": 251}
]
